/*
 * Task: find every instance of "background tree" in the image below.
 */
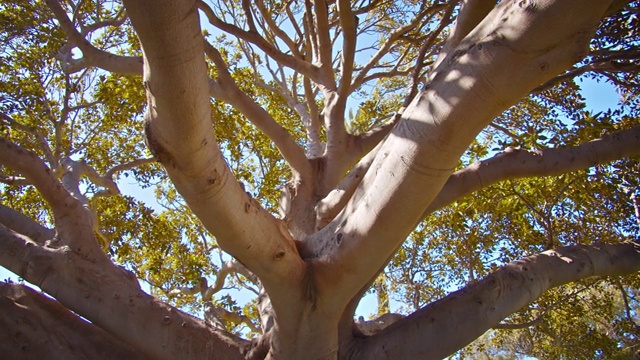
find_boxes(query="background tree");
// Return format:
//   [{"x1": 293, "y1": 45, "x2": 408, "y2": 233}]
[{"x1": 1, "y1": 0, "x2": 639, "y2": 359}]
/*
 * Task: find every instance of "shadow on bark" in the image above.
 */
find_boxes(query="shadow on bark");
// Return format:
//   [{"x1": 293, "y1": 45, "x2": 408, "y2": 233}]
[{"x1": 0, "y1": 282, "x2": 150, "y2": 360}]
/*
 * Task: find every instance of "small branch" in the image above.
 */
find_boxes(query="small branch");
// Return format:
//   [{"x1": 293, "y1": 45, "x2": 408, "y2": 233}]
[
  {"x1": 105, "y1": 157, "x2": 156, "y2": 178},
  {"x1": 0, "y1": 138, "x2": 72, "y2": 214},
  {"x1": 630, "y1": 192, "x2": 640, "y2": 229},
  {"x1": 205, "y1": 42, "x2": 313, "y2": 179},
  {"x1": 255, "y1": 0, "x2": 302, "y2": 58},
  {"x1": 79, "y1": 8, "x2": 127, "y2": 35},
  {"x1": 337, "y1": 0, "x2": 357, "y2": 99},
  {"x1": 204, "y1": 302, "x2": 261, "y2": 333},
  {"x1": 46, "y1": 0, "x2": 142, "y2": 74},
  {"x1": 203, "y1": 260, "x2": 259, "y2": 301},
  {"x1": 351, "y1": 3, "x2": 448, "y2": 91},
  {"x1": 404, "y1": 2, "x2": 456, "y2": 107},
  {"x1": 1, "y1": 113, "x2": 56, "y2": 167},
  {"x1": 197, "y1": 0, "x2": 319, "y2": 81},
  {"x1": 614, "y1": 279, "x2": 640, "y2": 327},
  {"x1": 310, "y1": 0, "x2": 337, "y2": 89},
  {"x1": 0, "y1": 175, "x2": 30, "y2": 186},
  {"x1": 534, "y1": 49, "x2": 640, "y2": 93},
  {"x1": 488, "y1": 122, "x2": 520, "y2": 142}
]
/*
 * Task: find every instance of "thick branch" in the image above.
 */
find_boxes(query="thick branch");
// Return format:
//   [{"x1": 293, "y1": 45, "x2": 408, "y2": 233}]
[
  {"x1": 0, "y1": 225, "x2": 247, "y2": 360},
  {"x1": 0, "y1": 203, "x2": 54, "y2": 245},
  {"x1": 123, "y1": 0, "x2": 305, "y2": 296},
  {"x1": 315, "y1": 140, "x2": 383, "y2": 230},
  {"x1": 0, "y1": 283, "x2": 149, "y2": 360},
  {"x1": 431, "y1": 0, "x2": 495, "y2": 71},
  {"x1": 427, "y1": 125, "x2": 640, "y2": 213},
  {"x1": 358, "y1": 241, "x2": 640, "y2": 359}
]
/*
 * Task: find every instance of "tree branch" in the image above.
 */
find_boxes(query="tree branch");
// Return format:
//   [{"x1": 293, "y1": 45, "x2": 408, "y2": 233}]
[
  {"x1": 0, "y1": 203, "x2": 54, "y2": 245},
  {"x1": 358, "y1": 241, "x2": 640, "y2": 360},
  {"x1": 427, "y1": 125, "x2": 640, "y2": 213},
  {"x1": 45, "y1": 0, "x2": 143, "y2": 74},
  {"x1": 337, "y1": 0, "x2": 356, "y2": 99},
  {"x1": 0, "y1": 224, "x2": 247, "y2": 360},
  {"x1": 205, "y1": 43, "x2": 313, "y2": 179},
  {"x1": 315, "y1": 140, "x2": 383, "y2": 230},
  {"x1": 303, "y1": 0, "x2": 615, "y2": 310},
  {"x1": 493, "y1": 283, "x2": 592, "y2": 329},
  {"x1": 350, "y1": 3, "x2": 448, "y2": 91},
  {"x1": 0, "y1": 282, "x2": 150, "y2": 360},
  {"x1": 197, "y1": 0, "x2": 319, "y2": 82},
  {"x1": 534, "y1": 48, "x2": 640, "y2": 92},
  {"x1": 0, "y1": 137, "x2": 97, "y2": 253},
  {"x1": 255, "y1": 0, "x2": 303, "y2": 59},
  {"x1": 1, "y1": 113, "x2": 56, "y2": 167}
]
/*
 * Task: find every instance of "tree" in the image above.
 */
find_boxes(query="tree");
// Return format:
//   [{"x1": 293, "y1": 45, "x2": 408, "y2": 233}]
[{"x1": 1, "y1": 0, "x2": 639, "y2": 359}]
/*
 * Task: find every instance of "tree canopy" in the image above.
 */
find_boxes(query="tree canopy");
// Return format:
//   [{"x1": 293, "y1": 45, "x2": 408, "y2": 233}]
[{"x1": 1, "y1": 0, "x2": 639, "y2": 359}]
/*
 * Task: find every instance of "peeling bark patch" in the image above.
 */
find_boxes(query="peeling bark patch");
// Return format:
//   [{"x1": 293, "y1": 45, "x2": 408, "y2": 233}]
[{"x1": 144, "y1": 121, "x2": 176, "y2": 168}]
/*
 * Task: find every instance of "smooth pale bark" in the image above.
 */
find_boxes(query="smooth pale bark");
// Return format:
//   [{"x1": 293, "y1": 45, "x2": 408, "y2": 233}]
[
  {"x1": 354, "y1": 241, "x2": 640, "y2": 359},
  {"x1": 432, "y1": 0, "x2": 495, "y2": 70},
  {"x1": 0, "y1": 283, "x2": 149, "y2": 360},
  {"x1": 303, "y1": 0, "x2": 613, "y2": 304}
]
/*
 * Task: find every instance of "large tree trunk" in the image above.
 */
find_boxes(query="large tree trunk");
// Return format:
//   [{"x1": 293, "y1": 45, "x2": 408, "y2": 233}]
[{"x1": 1, "y1": 0, "x2": 638, "y2": 359}]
